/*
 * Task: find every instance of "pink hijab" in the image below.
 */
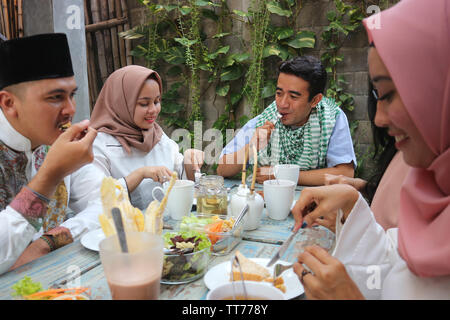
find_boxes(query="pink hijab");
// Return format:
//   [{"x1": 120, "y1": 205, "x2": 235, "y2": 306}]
[
  {"x1": 364, "y1": 0, "x2": 450, "y2": 277},
  {"x1": 90, "y1": 65, "x2": 163, "y2": 154}
]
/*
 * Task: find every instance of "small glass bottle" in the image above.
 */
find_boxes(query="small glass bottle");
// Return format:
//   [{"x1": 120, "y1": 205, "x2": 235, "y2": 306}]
[{"x1": 195, "y1": 175, "x2": 227, "y2": 216}]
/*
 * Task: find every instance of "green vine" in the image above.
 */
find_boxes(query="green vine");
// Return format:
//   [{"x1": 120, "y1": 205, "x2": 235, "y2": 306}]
[{"x1": 321, "y1": 0, "x2": 365, "y2": 112}]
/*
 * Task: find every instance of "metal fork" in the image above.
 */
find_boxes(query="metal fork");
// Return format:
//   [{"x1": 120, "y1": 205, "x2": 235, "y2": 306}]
[
  {"x1": 272, "y1": 263, "x2": 294, "y2": 285},
  {"x1": 230, "y1": 254, "x2": 248, "y2": 300}
]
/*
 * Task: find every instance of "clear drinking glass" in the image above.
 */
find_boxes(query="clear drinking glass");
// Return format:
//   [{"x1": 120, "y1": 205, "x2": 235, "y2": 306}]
[{"x1": 99, "y1": 232, "x2": 163, "y2": 300}]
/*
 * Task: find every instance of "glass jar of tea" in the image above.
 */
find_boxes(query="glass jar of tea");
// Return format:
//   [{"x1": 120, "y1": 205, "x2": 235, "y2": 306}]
[{"x1": 195, "y1": 175, "x2": 227, "y2": 215}]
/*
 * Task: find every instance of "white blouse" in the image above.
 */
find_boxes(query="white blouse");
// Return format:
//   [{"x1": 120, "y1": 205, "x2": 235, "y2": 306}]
[
  {"x1": 333, "y1": 194, "x2": 450, "y2": 299},
  {"x1": 92, "y1": 132, "x2": 185, "y2": 211}
]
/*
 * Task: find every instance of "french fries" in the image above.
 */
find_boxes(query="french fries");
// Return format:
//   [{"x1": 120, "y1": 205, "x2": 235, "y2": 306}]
[{"x1": 98, "y1": 173, "x2": 178, "y2": 237}]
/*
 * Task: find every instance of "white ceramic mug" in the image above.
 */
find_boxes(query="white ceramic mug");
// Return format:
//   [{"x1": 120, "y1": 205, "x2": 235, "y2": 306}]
[
  {"x1": 273, "y1": 164, "x2": 300, "y2": 185},
  {"x1": 152, "y1": 180, "x2": 194, "y2": 220},
  {"x1": 263, "y1": 179, "x2": 296, "y2": 220}
]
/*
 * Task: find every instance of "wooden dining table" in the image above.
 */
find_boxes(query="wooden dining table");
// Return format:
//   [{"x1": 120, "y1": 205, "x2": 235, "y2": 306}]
[{"x1": 0, "y1": 180, "x2": 335, "y2": 300}]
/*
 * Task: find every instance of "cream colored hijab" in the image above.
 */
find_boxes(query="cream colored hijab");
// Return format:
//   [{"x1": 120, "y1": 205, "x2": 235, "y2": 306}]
[
  {"x1": 364, "y1": 0, "x2": 450, "y2": 277},
  {"x1": 90, "y1": 65, "x2": 163, "y2": 154}
]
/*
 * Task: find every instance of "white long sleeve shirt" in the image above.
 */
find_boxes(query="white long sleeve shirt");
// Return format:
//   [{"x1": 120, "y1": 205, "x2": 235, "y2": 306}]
[
  {"x1": 0, "y1": 111, "x2": 105, "y2": 274},
  {"x1": 333, "y1": 194, "x2": 450, "y2": 299},
  {"x1": 92, "y1": 132, "x2": 186, "y2": 211}
]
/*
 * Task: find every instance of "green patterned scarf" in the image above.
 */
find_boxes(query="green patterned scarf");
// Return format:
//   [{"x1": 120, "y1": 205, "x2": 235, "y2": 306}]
[{"x1": 252, "y1": 97, "x2": 341, "y2": 170}]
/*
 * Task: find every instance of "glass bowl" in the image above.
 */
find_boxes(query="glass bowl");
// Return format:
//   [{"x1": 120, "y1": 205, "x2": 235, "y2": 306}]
[
  {"x1": 161, "y1": 231, "x2": 211, "y2": 284},
  {"x1": 178, "y1": 214, "x2": 244, "y2": 256}
]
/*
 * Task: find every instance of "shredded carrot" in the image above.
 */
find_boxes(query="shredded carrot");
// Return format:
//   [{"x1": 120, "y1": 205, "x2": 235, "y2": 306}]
[
  {"x1": 205, "y1": 221, "x2": 224, "y2": 244},
  {"x1": 25, "y1": 287, "x2": 90, "y2": 300}
]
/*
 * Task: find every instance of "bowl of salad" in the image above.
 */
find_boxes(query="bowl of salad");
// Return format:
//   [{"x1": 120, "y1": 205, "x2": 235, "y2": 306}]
[
  {"x1": 161, "y1": 230, "x2": 211, "y2": 284},
  {"x1": 178, "y1": 214, "x2": 244, "y2": 256}
]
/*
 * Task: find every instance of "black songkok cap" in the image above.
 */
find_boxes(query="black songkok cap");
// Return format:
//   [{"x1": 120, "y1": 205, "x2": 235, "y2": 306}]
[{"x1": 0, "y1": 33, "x2": 74, "y2": 90}]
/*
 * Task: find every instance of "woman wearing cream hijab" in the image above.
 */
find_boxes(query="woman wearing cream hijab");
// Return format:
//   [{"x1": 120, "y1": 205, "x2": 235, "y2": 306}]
[
  {"x1": 291, "y1": 0, "x2": 450, "y2": 299},
  {"x1": 90, "y1": 66, "x2": 203, "y2": 210}
]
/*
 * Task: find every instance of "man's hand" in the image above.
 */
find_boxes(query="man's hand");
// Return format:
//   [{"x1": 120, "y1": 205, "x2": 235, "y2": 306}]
[
  {"x1": 324, "y1": 174, "x2": 367, "y2": 192},
  {"x1": 250, "y1": 121, "x2": 275, "y2": 152},
  {"x1": 255, "y1": 166, "x2": 274, "y2": 184},
  {"x1": 293, "y1": 246, "x2": 364, "y2": 300},
  {"x1": 29, "y1": 120, "x2": 97, "y2": 198}
]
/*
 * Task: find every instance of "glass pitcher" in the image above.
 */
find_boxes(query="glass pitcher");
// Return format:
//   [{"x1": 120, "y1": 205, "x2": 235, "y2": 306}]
[{"x1": 195, "y1": 175, "x2": 227, "y2": 216}]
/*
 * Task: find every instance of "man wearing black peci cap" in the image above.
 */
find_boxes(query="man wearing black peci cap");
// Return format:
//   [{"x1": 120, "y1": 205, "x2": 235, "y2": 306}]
[{"x1": 0, "y1": 33, "x2": 105, "y2": 273}]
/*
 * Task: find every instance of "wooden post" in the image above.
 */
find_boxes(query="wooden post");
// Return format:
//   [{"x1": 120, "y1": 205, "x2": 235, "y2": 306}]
[
  {"x1": 2, "y1": 0, "x2": 10, "y2": 39},
  {"x1": 115, "y1": 0, "x2": 126, "y2": 67},
  {"x1": 100, "y1": 0, "x2": 113, "y2": 75},
  {"x1": 108, "y1": 0, "x2": 120, "y2": 70},
  {"x1": 17, "y1": 0, "x2": 22, "y2": 37},
  {"x1": 0, "y1": 1, "x2": 5, "y2": 37},
  {"x1": 120, "y1": 0, "x2": 132, "y2": 65},
  {"x1": 91, "y1": 0, "x2": 108, "y2": 83},
  {"x1": 84, "y1": 0, "x2": 99, "y2": 110}
]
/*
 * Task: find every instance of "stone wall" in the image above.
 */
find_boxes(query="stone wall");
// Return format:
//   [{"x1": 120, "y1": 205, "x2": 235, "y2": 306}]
[{"x1": 125, "y1": 0, "x2": 376, "y2": 179}]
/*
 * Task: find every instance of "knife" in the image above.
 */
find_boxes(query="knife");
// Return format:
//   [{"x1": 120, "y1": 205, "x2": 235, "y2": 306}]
[{"x1": 266, "y1": 227, "x2": 300, "y2": 268}]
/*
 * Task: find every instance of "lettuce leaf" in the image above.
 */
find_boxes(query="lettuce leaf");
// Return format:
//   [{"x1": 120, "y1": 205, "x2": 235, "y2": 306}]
[{"x1": 11, "y1": 276, "x2": 43, "y2": 297}]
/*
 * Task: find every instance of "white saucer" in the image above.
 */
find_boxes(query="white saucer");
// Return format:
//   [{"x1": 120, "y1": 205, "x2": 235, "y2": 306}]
[{"x1": 80, "y1": 228, "x2": 105, "y2": 252}]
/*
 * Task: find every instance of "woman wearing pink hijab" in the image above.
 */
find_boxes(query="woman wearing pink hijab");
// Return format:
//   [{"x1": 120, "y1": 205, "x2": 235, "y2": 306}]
[
  {"x1": 291, "y1": 0, "x2": 450, "y2": 299},
  {"x1": 90, "y1": 65, "x2": 203, "y2": 210}
]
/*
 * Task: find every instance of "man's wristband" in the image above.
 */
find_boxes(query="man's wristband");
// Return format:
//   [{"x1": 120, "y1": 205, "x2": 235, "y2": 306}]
[{"x1": 40, "y1": 235, "x2": 56, "y2": 251}]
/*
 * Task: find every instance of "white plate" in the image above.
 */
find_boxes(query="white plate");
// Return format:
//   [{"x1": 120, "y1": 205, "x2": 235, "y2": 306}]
[
  {"x1": 80, "y1": 228, "x2": 105, "y2": 252},
  {"x1": 204, "y1": 258, "x2": 303, "y2": 300}
]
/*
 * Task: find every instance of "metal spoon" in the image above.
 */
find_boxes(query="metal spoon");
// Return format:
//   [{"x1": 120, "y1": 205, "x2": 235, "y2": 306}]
[
  {"x1": 111, "y1": 207, "x2": 128, "y2": 253},
  {"x1": 230, "y1": 254, "x2": 248, "y2": 300}
]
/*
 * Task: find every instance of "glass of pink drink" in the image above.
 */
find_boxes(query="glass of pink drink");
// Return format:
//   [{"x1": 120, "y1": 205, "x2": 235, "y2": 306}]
[{"x1": 99, "y1": 232, "x2": 163, "y2": 300}]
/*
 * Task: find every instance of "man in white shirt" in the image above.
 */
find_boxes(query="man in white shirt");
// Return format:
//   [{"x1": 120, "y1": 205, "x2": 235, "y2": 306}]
[{"x1": 0, "y1": 33, "x2": 104, "y2": 274}]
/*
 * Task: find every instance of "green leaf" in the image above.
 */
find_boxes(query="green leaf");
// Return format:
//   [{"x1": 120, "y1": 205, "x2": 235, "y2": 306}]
[
  {"x1": 208, "y1": 46, "x2": 230, "y2": 59},
  {"x1": 266, "y1": 1, "x2": 292, "y2": 17},
  {"x1": 202, "y1": 9, "x2": 219, "y2": 21},
  {"x1": 130, "y1": 45, "x2": 148, "y2": 58},
  {"x1": 231, "y1": 92, "x2": 242, "y2": 105},
  {"x1": 220, "y1": 65, "x2": 244, "y2": 81},
  {"x1": 329, "y1": 21, "x2": 348, "y2": 35},
  {"x1": 261, "y1": 80, "x2": 277, "y2": 99},
  {"x1": 212, "y1": 32, "x2": 231, "y2": 39},
  {"x1": 233, "y1": 9, "x2": 248, "y2": 17},
  {"x1": 162, "y1": 4, "x2": 178, "y2": 12},
  {"x1": 222, "y1": 55, "x2": 236, "y2": 68},
  {"x1": 179, "y1": 6, "x2": 192, "y2": 15},
  {"x1": 263, "y1": 44, "x2": 289, "y2": 60},
  {"x1": 238, "y1": 115, "x2": 250, "y2": 127},
  {"x1": 167, "y1": 66, "x2": 183, "y2": 77},
  {"x1": 119, "y1": 28, "x2": 144, "y2": 40},
  {"x1": 287, "y1": 30, "x2": 316, "y2": 49},
  {"x1": 326, "y1": 10, "x2": 336, "y2": 21},
  {"x1": 163, "y1": 47, "x2": 186, "y2": 64},
  {"x1": 174, "y1": 37, "x2": 198, "y2": 47},
  {"x1": 232, "y1": 53, "x2": 251, "y2": 62},
  {"x1": 274, "y1": 27, "x2": 294, "y2": 40},
  {"x1": 216, "y1": 83, "x2": 230, "y2": 96},
  {"x1": 161, "y1": 101, "x2": 184, "y2": 114},
  {"x1": 194, "y1": 0, "x2": 210, "y2": 6}
]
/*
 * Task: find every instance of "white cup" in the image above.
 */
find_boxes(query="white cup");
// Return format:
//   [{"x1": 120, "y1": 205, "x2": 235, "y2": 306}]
[
  {"x1": 152, "y1": 180, "x2": 194, "y2": 220},
  {"x1": 263, "y1": 179, "x2": 296, "y2": 220},
  {"x1": 206, "y1": 281, "x2": 285, "y2": 300},
  {"x1": 274, "y1": 164, "x2": 300, "y2": 185}
]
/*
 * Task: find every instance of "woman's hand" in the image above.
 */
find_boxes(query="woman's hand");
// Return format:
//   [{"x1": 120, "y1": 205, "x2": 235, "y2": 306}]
[
  {"x1": 184, "y1": 149, "x2": 204, "y2": 181},
  {"x1": 324, "y1": 174, "x2": 367, "y2": 192},
  {"x1": 291, "y1": 184, "x2": 359, "y2": 232},
  {"x1": 141, "y1": 166, "x2": 174, "y2": 183},
  {"x1": 293, "y1": 246, "x2": 365, "y2": 300}
]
